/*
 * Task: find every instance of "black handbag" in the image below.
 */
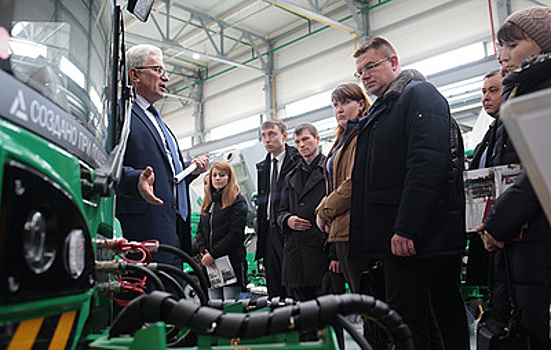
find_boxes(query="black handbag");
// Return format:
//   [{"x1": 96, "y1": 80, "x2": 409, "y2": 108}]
[
  {"x1": 476, "y1": 246, "x2": 529, "y2": 349},
  {"x1": 477, "y1": 308, "x2": 528, "y2": 349}
]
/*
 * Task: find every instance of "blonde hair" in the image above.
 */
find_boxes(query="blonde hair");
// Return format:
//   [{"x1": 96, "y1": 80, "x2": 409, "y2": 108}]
[{"x1": 200, "y1": 162, "x2": 240, "y2": 215}]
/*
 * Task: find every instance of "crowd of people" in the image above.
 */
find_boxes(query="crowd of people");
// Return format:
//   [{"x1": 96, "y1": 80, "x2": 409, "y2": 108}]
[{"x1": 117, "y1": 5, "x2": 551, "y2": 350}]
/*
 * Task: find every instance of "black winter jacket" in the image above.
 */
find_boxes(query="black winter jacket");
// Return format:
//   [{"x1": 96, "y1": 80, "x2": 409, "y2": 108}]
[
  {"x1": 194, "y1": 192, "x2": 248, "y2": 288},
  {"x1": 484, "y1": 54, "x2": 551, "y2": 344},
  {"x1": 349, "y1": 69, "x2": 465, "y2": 260},
  {"x1": 277, "y1": 155, "x2": 329, "y2": 287}
]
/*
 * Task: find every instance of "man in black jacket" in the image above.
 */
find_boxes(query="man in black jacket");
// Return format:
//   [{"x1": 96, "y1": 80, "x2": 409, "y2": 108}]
[
  {"x1": 277, "y1": 122, "x2": 328, "y2": 301},
  {"x1": 349, "y1": 36, "x2": 469, "y2": 349},
  {"x1": 255, "y1": 119, "x2": 301, "y2": 297},
  {"x1": 465, "y1": 69, "x2": 504, "y2": 287},
  {"x1": 470, "y1": 69, "x2": 503, "y2": 170}
]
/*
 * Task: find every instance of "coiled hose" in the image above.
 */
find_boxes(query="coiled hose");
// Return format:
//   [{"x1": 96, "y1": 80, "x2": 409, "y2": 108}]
[
  {"x1": 146, "y1": 263, "x2": 209, "y2": 305},
  {"x1": 157, "y1": 244, "x2": 209, "y2": 296},
  {"x1": 110, "y1": 292, "x2": 414, "y2": 350}
]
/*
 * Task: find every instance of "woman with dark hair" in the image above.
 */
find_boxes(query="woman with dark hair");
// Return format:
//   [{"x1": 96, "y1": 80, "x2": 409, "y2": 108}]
[
  {"x1": 194, "y1": 162, "x2": 248, "y2": 300},
  {"x1": 478, "y1": 6, "x2": 551, "y2": 348},
  {"x1": 316, "y1": 82, "x2": 372, "y2": 293}
]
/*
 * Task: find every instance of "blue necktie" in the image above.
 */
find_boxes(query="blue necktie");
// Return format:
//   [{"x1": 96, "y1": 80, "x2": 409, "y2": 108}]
[{"x1": 148, "y1": 105, "x2": 188, "y2": 220}]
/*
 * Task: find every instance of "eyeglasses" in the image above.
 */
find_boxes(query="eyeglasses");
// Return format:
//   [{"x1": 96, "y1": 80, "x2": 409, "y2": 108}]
[
  {"x1": 353, "y1": 57, "x2": 390, "y2": 78},
  {"x1": 135, "y1": 65, "x2": 168, "y2": 77}
]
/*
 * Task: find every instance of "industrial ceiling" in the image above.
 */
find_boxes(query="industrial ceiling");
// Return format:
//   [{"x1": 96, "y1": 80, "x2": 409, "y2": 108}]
[
  {"x1": 120, "y1": 0, "x2": 551, "y2": 155},
  {"x1": 123, "y1": 0, "x2": 373, "y2": 106}
]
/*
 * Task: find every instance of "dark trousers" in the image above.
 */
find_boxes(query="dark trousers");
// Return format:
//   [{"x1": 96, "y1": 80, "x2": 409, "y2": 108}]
[
  {"x1": 384, "y1": 255, "x2": 470, "y2": 350},
  {"x1": 176, "y1": 214, "x2": 192, "y2": 255},
  {"x1": 335, "y1": 241, "x2": 373, "y2": 293},
  {"x1": 264, "y1": 226, "x2": 287, "y2": 298}
]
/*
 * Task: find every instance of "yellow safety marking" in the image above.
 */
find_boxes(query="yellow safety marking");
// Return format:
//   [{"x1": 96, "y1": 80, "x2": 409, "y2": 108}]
[
  {"x1": 7, "y1": 317, "x2": 44, "y2": 350},
  {"x1": 48, "y1": 310, "x2": 77, "y2": 350}
]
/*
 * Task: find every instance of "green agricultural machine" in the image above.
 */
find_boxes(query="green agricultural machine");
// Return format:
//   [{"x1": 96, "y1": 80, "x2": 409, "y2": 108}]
[{"x1": 0, "y1": 1, "x2": 413, "y2": 349}]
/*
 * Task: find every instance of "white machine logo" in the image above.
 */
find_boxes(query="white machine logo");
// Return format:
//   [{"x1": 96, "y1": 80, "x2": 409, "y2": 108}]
[
  {"x1": 9, "y1": 90, "x2": 28, "y2": 121},
  {"x1": 7, "y1": 89, "x2": 107, "y2": 166}
]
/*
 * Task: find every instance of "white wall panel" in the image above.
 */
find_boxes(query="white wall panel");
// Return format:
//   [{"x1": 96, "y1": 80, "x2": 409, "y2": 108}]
[
  {"x1": 164, "y1": 103, "x2": 195, "y2": 138},
  {"x1": 277, "y1": 39, "x2": 358, "y2": 108},
  {"x1": 203, "y1": 79, "x2": 265, "y2": 130},
  {"x1": 205, "y1": 66, "x2": 265, "y2": 99},
  {"x1": 369, "y1": 0, "x2": 493, "y2": 64}
]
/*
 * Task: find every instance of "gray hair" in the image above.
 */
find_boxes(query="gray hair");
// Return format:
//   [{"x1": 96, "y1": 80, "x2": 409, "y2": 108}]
[{"x1": 126, "y1": 44, "x2": 163, "y2": 69}]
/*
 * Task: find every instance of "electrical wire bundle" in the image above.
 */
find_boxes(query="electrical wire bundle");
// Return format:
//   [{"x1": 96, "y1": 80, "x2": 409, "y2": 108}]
[{"x1": 95, "y1": 238, "x2": 209, "y2": 306}]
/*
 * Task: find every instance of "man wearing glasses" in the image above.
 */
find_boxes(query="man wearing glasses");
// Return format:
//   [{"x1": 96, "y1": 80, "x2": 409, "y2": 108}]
[
  {"x1": 117, "y1": 44, "x2": 209, "y2": 269},
  {"x1": 348, "y1": 36, "x2": 469, "y2": 349}
]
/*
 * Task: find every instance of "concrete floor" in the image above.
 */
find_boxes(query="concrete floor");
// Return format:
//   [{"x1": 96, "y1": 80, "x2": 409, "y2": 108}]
[{"x1": 342, "y1": 317, "x2": 478, "y2": 349}]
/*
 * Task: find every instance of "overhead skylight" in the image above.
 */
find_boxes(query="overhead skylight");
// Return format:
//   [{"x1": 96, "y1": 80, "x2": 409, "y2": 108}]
[{"x1": 404, "y1": 42, "x2": 486, "y2": 77}]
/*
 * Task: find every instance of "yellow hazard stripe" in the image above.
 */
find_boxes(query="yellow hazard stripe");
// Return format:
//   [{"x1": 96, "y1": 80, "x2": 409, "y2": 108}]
[
  {"x1": 48, "y1": 310, "x2": 77, "y2": 350},
  {"x1": 7, "y1": 317, "x2": 44, "y2": 350}
]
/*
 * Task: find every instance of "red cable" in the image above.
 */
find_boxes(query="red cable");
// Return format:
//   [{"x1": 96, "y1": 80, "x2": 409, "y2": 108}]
[
  {"x1": 108, "y1": 277, "x2": 148, "y2": 306},
  {"x1": 104, "y1": 238, "x2": 158, "y2": 265},
  {"x1": 487, "y1": 0, "x2": 497, "y2": 55}
]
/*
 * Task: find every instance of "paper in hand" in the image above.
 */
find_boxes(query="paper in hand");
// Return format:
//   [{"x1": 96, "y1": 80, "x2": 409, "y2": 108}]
[{"x1": 174, "y1": 162, "x2": 197, "y2": 184}]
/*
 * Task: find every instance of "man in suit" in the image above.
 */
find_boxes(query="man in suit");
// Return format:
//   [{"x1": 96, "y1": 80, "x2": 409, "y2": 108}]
[
  {"x1": 117, "y1": 44, "x2": 208, "y2": 268},
  {"x1": 255, "y1": 119, "x2": 301, "y2": 297}
]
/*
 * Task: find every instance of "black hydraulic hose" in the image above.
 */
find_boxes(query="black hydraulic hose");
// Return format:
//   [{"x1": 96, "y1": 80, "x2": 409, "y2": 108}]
[
  {"x1": 125, "y1": 264, "x2": 165, "y2": 292},
  {"x1": 155, "y1": 270, "x2": 194, "y2": 342},
  {"x1": 208, "y1": 295, "x2": 296, "y2": 312},
  {"x1": 155, "y1": 263, "x2": 209, "y2": 306},
  {"x1": 157, "y1": 270, "x2": 186, "y2": 299},
  {"x1": 157, "y1": 243, "x2": 209, "y2": 295},
  {"x1": 211, "y1": 297, "x2": 370, "y2": 349},
  {"x1": 110, "y1": 292, "x2": 414, "y2": 350}
]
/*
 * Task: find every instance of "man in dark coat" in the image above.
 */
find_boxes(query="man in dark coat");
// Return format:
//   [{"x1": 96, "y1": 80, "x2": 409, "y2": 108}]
[
  {"x1": 117, "y1": 44, "x2": 209, "y2": 267},
  {"x1": 255, "y1": 119, "x2": 301, "y2": 298},
  {"x1": 349, "y1": 36, "x2": 469, "y2": 349},
  {"x1": 471, "y1": 69, "x2": 504, "y2": 170},
  {"x1": 465, "y1": 69, "x2": 505, "y2": 286},
  {"x1": 277, "y1": 123, "x2": 328, "y2": 301}
]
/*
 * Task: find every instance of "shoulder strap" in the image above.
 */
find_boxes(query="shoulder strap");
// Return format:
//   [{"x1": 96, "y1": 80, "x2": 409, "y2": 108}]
[{"x1": 502, "y1": 245, "x2": 518, "y2": 313}]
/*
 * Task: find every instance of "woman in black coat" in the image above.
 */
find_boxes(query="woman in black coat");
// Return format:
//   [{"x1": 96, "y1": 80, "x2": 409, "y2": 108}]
[
  {"x1": 194, "y1": 162, "x2": 248, "y2": 300},
  {"x1": 479, "y1": 6, "x2": 551, "y2": 347}
]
